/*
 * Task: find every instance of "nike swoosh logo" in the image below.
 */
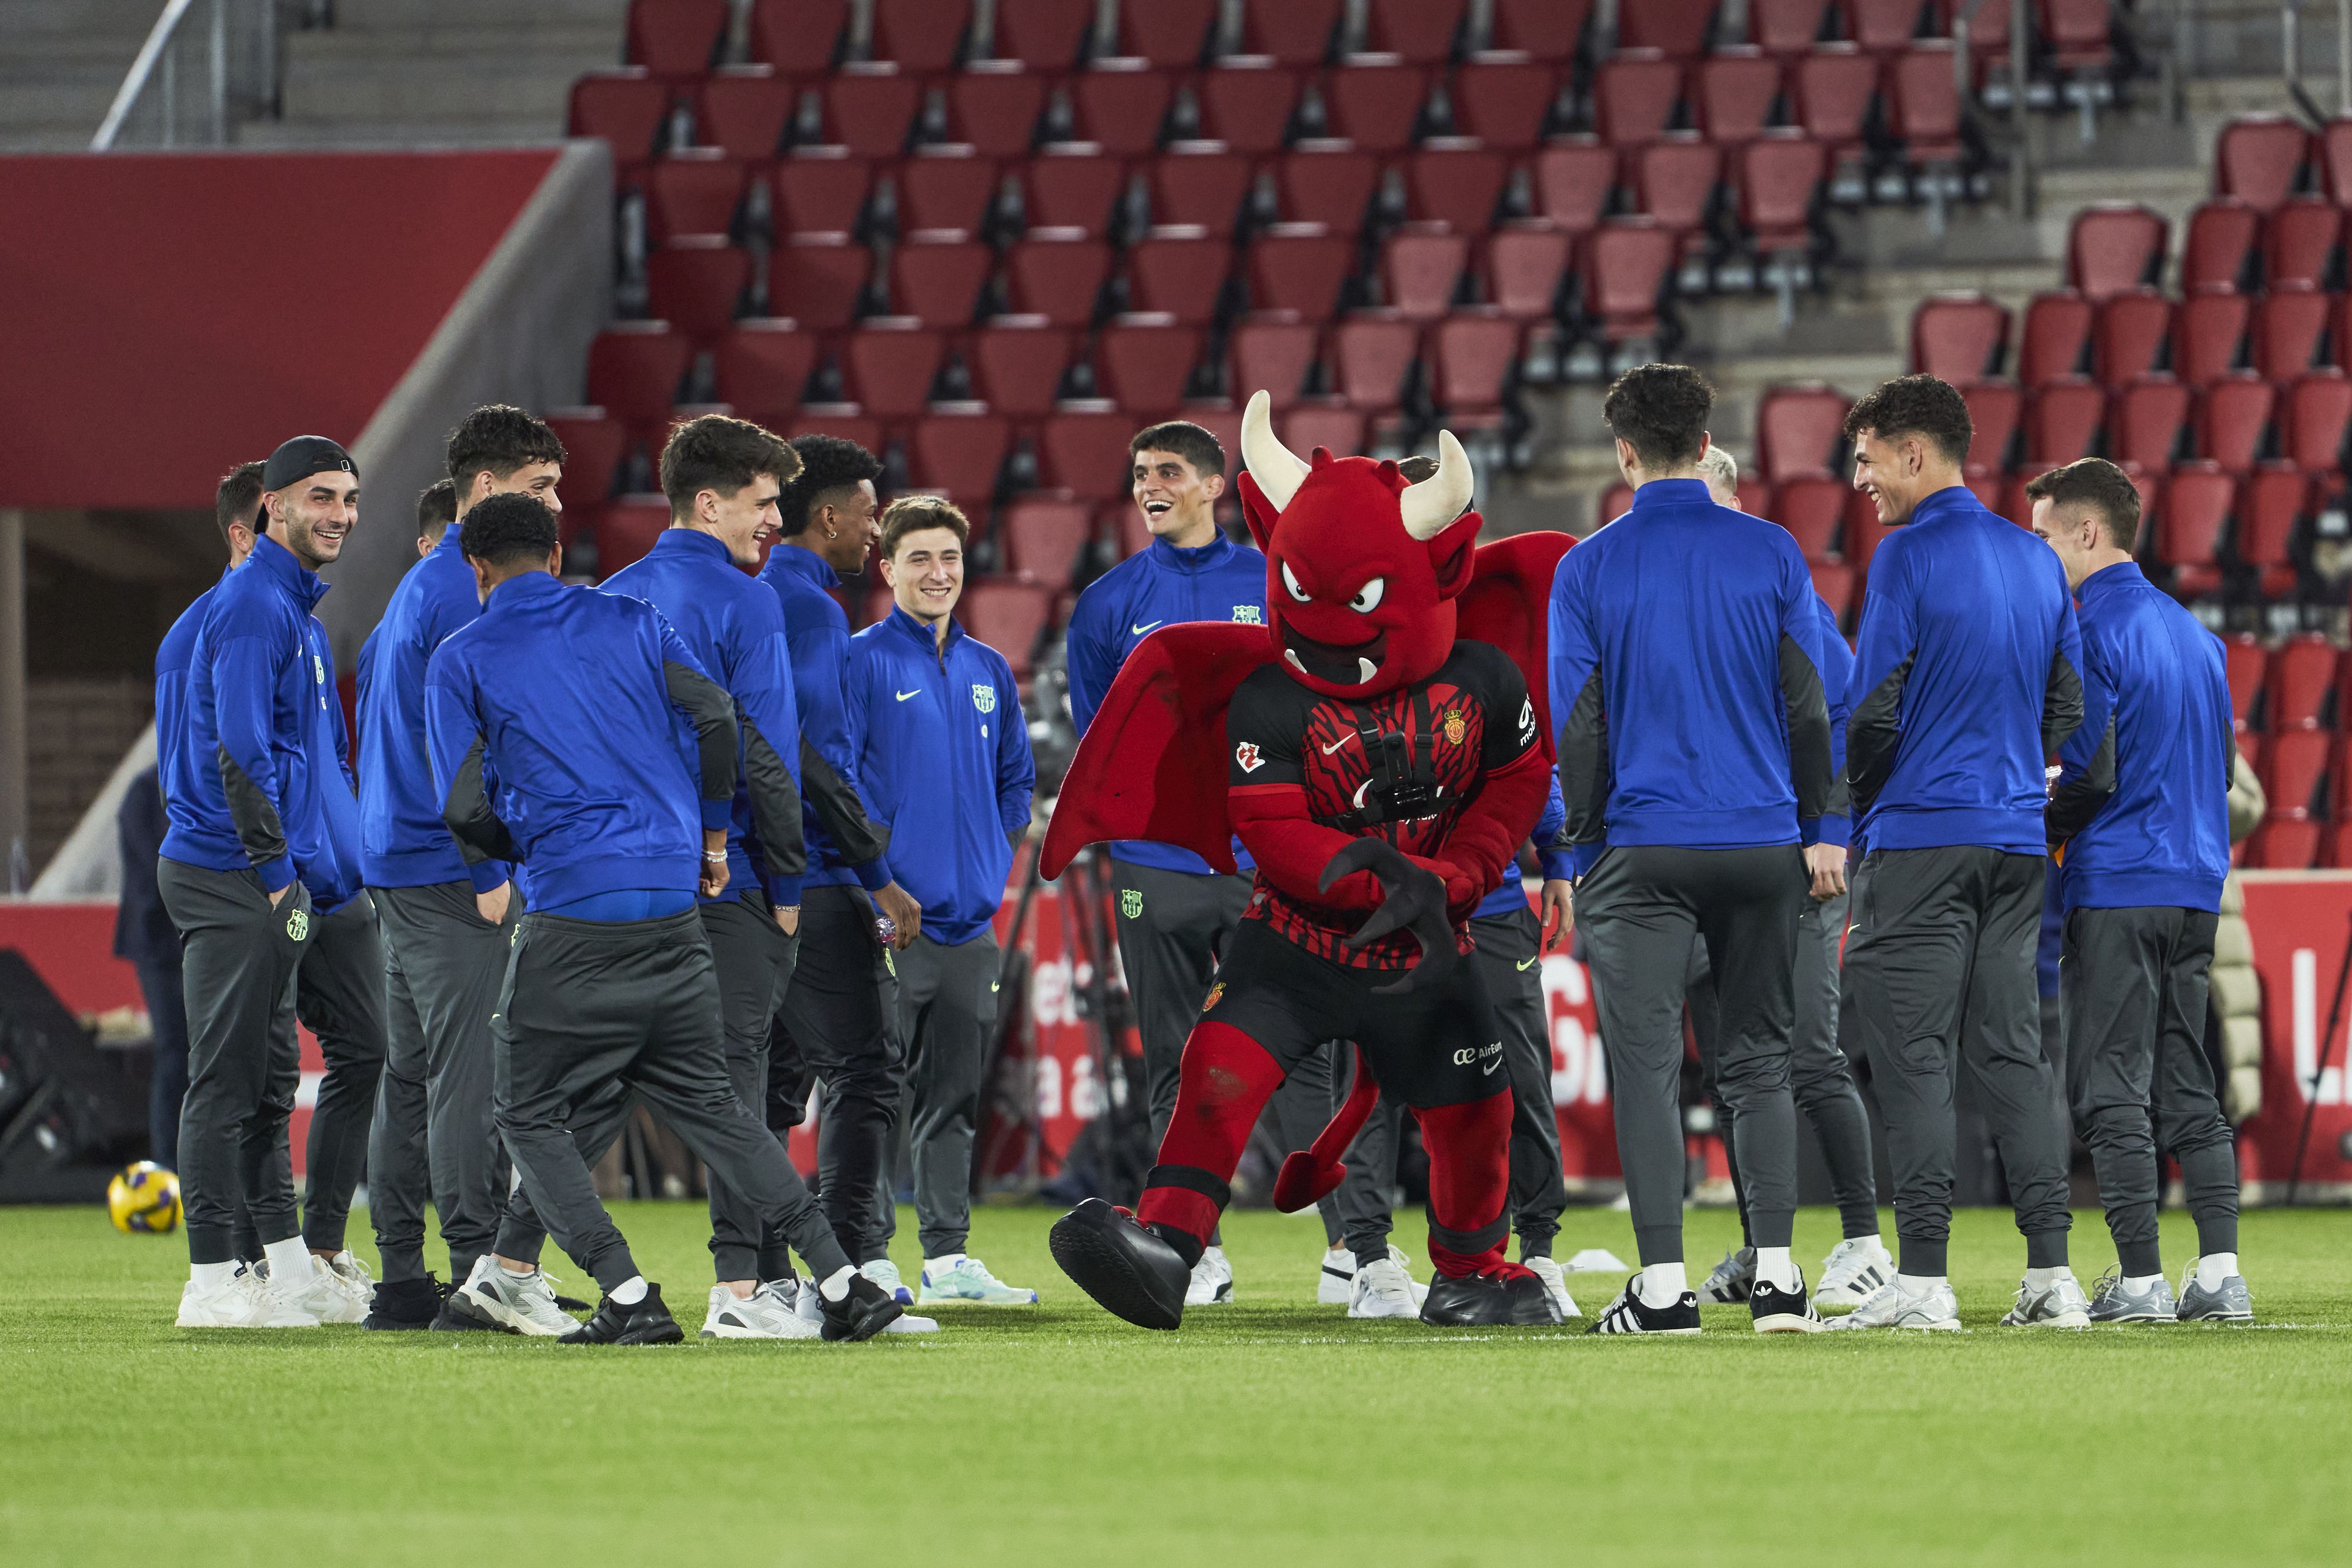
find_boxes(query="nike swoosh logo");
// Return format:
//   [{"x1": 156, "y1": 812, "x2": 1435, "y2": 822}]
[
  {"x1": 1319, "y1": 734, "x2": 1354, "y2": 754},
  {"x1": 1482, "y1": 1058, "x2": 1502, "y2": 1075},
  {"x1": 896, "y1": 689, "x2": 921, "y2": 701},
  {"x1": 1131, "y1": 620, "x2": 1164, "y2": 636},
  {"x1": 1516, "y1": 955, "x2": 1539, "y2": 971},
  {"x1": 990, "y1": 981, "x2": 1000, "y2": 992}
]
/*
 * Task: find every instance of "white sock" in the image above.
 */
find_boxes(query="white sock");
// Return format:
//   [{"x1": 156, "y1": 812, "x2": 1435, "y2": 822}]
[
  {"x1": 499, "y1": 1261, "x2": 535, "y2": 1279},
  {"x1": 818, "y1": 1264, "x2": 856, "y2": 1302},
  {"x1": 2124, "y1": 1273, "x2": 2164, "y2": 1292},
  {"x1": 191, "y1": 1260, "x2": 238, "y2": 1292},
  {"x1": 2196, "y1": 1252, "x2": 2237, "y2": 1288},
  {"x1": 1896, "y1": 1271, "x2": 1946, "y2": 1293},
  {"x1": 1855, "y1": 1233, "x2": 1888, "y2": 1256},
  {"x1": 926, "y1": 1252, "x2": 965, "y2": 1272},
  {"x1": 1637, "y1": 1262, "x2": 1687, "y2": 1306},
  {"x1": 262, "y1": 1236, "x2": 312, "y2": 1286},
  {"x1": 609, "y1": 1275, "x2": 648, "y2": 1306},
  {"x1": 1754, "y1": 1246, "x2": 1798, "y2": 1292},
  {"x1": 2023, "y1": 1265, "x2": 2072, "y2": 1290}
]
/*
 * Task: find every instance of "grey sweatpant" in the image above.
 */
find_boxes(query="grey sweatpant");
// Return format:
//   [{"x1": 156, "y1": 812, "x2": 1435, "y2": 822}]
[
  {"x1": 158, "y1": 858, "x2": 312, "y2": 1266},
  {"x1": 293, "y1": 893, "x2": 385, "y2": 1256},
  {"x1": 2062, "y1": 904, "x2": 2238, "y2": 1276},
  {"x1": 877, "y1": 930, "x2": 999, "y2": 1259},
  {"x1": 777, "y1": 884, "x2": 899, "y2": 1263},
  {"x1": 368, "y1": 880, "x2": 517, "y2": 1284},
  {"x1": 1842, "y1": 845, "x2": 2072, "y2": 1276},
  {"x1": 703, "y1": 892, "x2": 802, "y2": 1282},
  {"x1": 492, "y1": 907, "x2": 850, "y2": 1292},
  {"x1": 1579, "y1": 844, "x2": 1806, "y2": 1266}
]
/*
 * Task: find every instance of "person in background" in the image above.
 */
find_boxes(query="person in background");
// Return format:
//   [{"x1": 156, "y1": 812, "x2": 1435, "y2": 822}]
[
  {"x1": 116, "y1": 764, "x2": 184, "y2": 1169},
  {"x1": 415, "y1": 477, "x2": 457, "y2": 556}
]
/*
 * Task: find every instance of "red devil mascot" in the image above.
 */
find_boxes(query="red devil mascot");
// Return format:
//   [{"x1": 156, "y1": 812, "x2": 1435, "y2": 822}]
[{"x1": 1043, "y1": 391, "x2": 1574, "y2": 1329}]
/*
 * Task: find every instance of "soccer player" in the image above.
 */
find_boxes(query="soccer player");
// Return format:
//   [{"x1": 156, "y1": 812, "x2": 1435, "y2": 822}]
[
  {"x1": 415, "y1": 477, "x2": 457, "y2": 556},
  {"x1": 754, "y1": 433, "x2": 924, "y2": 1300},
  {"x1": 2030, "y1": 459, "x2": 2250, "y2": 1322},
  {"x1": 425, "y1": 492, "x2": 902, "y2": 1345},
  {"x1": 356, "y1": 406, "x2": 563, "y2": 1331},
  {"x1": 162, "y1": 436, "x2": 373, "y2": 1327},
  {"x1": 847, "y1": 496, "x2": 1039, "y2": 1306},
  {"x1": 1550, "y1": 365, "x2": 1836, "y2": 1336},
  {"x1": 1832, "y1": 375, "x2": 2088, "y2": 1332},
  {"x1": 1684, "y1": 446, "x2": 1892, "y2": 1313}
]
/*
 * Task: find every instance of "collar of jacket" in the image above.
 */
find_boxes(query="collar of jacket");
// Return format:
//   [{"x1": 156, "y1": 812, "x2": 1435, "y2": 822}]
[
  {"x1": 767, "y1": 541, "x2": 840, "y2": 591},
  {"x1": 485, "y1": 570, "x2": 564, "y2": 611},
  {"x1": 1627, "y1": 477, "x2": 1712, "y2": 510},
  {"x1": 2077, "y1": 559, "x2": 2147, "y2": 603},
  {"x1": 1904, "y1": 483, "x2": 1980, "y2": 528},
  {"x1": 1147, "y1": 530, "x2": 1237, "y2": 572},
  {"x1": 248, "y1": 531, "x2": 330, "y2": 610},
  {"x1": 650, "y1": 525, "x2": 737, "y2": 568},
  {"x1": 884, "y1": 601, "x2": 963, "y2": 657}
]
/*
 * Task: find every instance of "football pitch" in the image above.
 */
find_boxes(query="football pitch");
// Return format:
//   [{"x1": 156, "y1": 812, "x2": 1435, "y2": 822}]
[{"x1": 5, "y1": 1202, "x2": 2344, "y2": 1567}]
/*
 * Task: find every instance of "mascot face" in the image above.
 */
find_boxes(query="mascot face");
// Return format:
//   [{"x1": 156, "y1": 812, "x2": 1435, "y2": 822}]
[{"x1": 1237, "y1": 391, "x2": 1484, "y2": 700}]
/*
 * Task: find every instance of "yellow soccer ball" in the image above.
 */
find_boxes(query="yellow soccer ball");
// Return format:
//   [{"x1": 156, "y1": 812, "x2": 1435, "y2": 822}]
[{"x1": 108, "y1": 1162, "x2": 182, "y2": 1235}]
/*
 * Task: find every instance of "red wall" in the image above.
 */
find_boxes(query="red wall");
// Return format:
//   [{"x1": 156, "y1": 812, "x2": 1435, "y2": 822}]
[{"x1": 0, "y1": 151, "x2": 557, "y2": 510}]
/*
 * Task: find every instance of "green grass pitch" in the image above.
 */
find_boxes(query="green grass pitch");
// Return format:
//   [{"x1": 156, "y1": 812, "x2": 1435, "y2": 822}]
[{"x1": 4, "y1": 1201, "x2": 2346, "y2": 1566}]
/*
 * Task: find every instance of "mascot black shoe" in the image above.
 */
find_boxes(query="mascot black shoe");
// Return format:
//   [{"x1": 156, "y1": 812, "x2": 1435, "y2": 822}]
[
  {"x1": 1050, "y1": 1199, "x2": 1193, "y2": 1330},
  {"x1": 1419, "y1": 1267, "x2": 1565, "y2": 1328}
]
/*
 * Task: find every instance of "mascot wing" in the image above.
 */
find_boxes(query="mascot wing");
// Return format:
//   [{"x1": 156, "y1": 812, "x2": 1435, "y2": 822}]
[
  {"x1": 1041, "y1": 623, "x2": 1275, "y2": 879},
  {"x1": 1456, "y1": 529, "x2": 1575, "y2": 763}
]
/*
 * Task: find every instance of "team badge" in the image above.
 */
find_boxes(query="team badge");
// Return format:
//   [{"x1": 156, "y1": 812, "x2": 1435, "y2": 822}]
[
  {"x1": 1121, "y1": 888, "x2": 1143, "y2": 919},
  {"x1": 1234, "y1": 740, "x2": 1264, "y2": 773},
  {"x1": 1232, "y1": 605, "x2": 1262, "y2": 624},
  {"x1": 972, "y1": 684, "x2": 996, "y2": 714},
  {"x1": 1442, "y1": 710, "x2": 1467, "y2": 747},
  {"x1": 286, "y1": 907, "x2": 309, "y2": 941},
  {"x1": 1201, "y1": 982, "x2": 1224, "y2": 1014}
]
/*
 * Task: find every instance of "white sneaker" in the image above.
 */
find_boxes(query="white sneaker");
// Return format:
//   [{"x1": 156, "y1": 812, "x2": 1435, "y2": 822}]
[
  {"x1": 702, "y1": 1281, "x2": 820, "y2": 1339},
  {"x1": 1524, "y1": 1255, "x2": 1581, "y2": 1319},
  {"x1": 276, "y1": 1255, "x2": 360, "y2": 1324},
  {"x1": 315, "y1": 1251, "x2": 376, "y2": 1323},
  {"x1": 176, "y1": 1267, "x2": 316, "y2": 1328},
  {"x1": 1317, "y1": 1245, "x2": 1355, "y2": 1305},
  {"x1": 1999, "y1": 1271, "x2": 2092, "y2": 1329},
  {"x1": 918, "y1": 1255, "x2": 1039, "y2": 1305},
  {"x1": 1347, "y1": 1253, "x2": 1421, "y2": 1318},
  {"x1": 452, "y1": 1255, "x2": 580, "y2": 1336},
  {"x1": 1184, "y1": 1245, "x2": 1234, "y2": 1305},
  {"x1": 883, "y1": 1310, "x2": 940, "y2": 1334},
  {"x1": 1825, "y1": 1276, "x2": 1962, "y2": 1332},
  {"x1": 1812, "y1": 1236, "x2": 1895, "y2": 1312},
  {"x1": 794, "y1": 1276, "x2": 825, "y2": 1329},
  {"x1": 861, "y1": 1258, "x2": 914, "y2": 1305}
]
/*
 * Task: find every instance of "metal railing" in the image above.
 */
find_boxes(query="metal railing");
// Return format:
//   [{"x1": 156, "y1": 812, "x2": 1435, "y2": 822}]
[
  {"x1": 2277, "y1": 0, "x2": 2352, "y2": 122},
  {"x1": 91, "y1": 0, "x2": 282, "y2": 151}
]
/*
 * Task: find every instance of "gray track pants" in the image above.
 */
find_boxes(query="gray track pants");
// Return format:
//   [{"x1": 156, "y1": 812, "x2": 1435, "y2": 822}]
[
  {"x1": 1842, "y1": 845, "x2": 2072, "y2": 1276},
  {"x1": 777, "y1": 885, "x2": 899, "y2": 1263},
  {"x1": 368, "y1": 881, "x2": 518, "y2": 1283},
  {"x1": 2062, "y1": 904, "x2": 2238, "y2": 1276},
  {"x1": 1580, "y1": 844, "x2": 1806, "y2": 1266},
  {"x1": 293, "y1": 893, "x2": 385, "y2": 1256},
  {"x1": 878, "y1": 930, "x2": 999, "y2": 1259},
  {"x1": 702, "y1": 892, "x2": 803, "y2": 1283}
]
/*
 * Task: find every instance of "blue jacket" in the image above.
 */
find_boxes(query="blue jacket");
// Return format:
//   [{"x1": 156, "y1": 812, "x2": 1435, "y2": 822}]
[
  {"x1": 1548, "y1": 479, "x2": 1835, "y2": 872},
  {"x1": 848, "y1": 606, "x2": 1036, "y2": 945},
  {"x1": 163, "y1": 534, "x2": 365, "y2": 910},
  {"x1": 1065, "y1": 531, "x2": 1268, "y2": 875},
  {"x1": 155, "y1": 570, "x2": 228, "y2": 867},
  {"x1": 1846, "y1": 484, "x2": 2088, "y2": 857},
  {"x1": 756, "y1": 545, "x2": 894, "y2": 892},
  {"x1": 604, "y1": 528, "x2": 808, "y2": 908},
  {"x1": 1813, "y1": 594, "x2": 1855, "y2": 846},
  {"x1": 425, "y1": 572, "x2": 739, "y2": 911},
  {"x1": 1472, "y1": 773, "x2": 1571, "y2": 921},
  {"x1": 356, "y1": 521, "x2": 509, "y2": 894},
  {"x1": 2050, "y1": 561, "x2": 2230, "y2": 913}
]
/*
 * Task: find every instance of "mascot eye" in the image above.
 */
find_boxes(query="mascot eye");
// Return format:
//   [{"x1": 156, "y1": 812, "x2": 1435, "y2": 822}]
[
  {"x1": 1348, "y1": 577, "x2": 1386, "y2": 613},
  {"x1": 1281, "y1": 561, "x2": 1311, "y2": 603}
]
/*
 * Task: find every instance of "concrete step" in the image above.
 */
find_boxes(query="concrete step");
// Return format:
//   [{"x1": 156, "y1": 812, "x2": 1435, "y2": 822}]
[
  {"x1": 311, "y1": 0, "x2": 630, "y2": 32},
  {"x1": 239, "y1": 116, "x2": 570, "y2": 149}
]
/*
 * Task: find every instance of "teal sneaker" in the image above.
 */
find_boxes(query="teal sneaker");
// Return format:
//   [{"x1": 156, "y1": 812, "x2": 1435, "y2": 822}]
[{"x1": 920, "y1": 1255, "x2": 1040, "y2": 1305}]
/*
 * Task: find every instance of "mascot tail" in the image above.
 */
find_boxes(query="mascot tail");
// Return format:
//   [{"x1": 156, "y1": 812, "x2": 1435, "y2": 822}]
[{"x1": 1272, "y1": 1044, "x2": 1380, "y2": 1213}]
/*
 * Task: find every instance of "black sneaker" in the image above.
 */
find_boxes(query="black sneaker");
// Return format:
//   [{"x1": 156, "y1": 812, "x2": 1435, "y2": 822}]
[
  {"x1": 1048, "y1": 1198, "x2": 1191, "y2": 1330},
  {"x1": 362, "y1": 1275, "x2": 445, "y2": 1331},
  {"x1": 1749, "y1": 1269, "x2": 1823, "y2": 1333},
  {"x1": 559, "y1": 1283, "x2": 684, "y2": 1345},
  {"x1": 1421, "y1": 1268, "x2": 1565, "y2": 1327},
  {"x1": 431, "y1": 1290, "x2": 496, "y2": 1332},
  {"x1": 1586, "y1": 1282, "x2": 1703, "y2": 1335},
  {"x1": 817, "y1": 1273, "x2": 904, "y2": 1342}
]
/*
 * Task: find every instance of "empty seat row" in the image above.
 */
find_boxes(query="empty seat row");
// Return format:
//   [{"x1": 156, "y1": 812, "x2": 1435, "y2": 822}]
[
  {"x1": 1585, "y1": 40, "x2": 1963, "y2": 161},
  {"x1": 1914, "y1": 284, "x2": 2352, "y2": 390},
  {"x1": 1939, "y1": 369, "x2": 2352, "y2": 475}
]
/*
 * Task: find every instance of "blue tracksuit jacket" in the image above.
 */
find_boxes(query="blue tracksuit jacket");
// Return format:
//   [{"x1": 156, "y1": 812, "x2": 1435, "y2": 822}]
[
  {"x1": 356, "y1": 520, "x2": 509, "y2": 894},
  {"x1": 1548, "y1": 478, "x2": 1836, "y2": 873},
  {"x1": 1813, "y1": 593, "x2": 1856, "y2": 848},
  {"x1": 1845, "y1": 484, "x2": 2089, "y2": 857},
  {"x1": 1064, "y1": 530, "x2": 1268, "y2": 875},
  {"x1": 756, "y1": 544, "x2": 894, "y2": 892},
  {"x1": 847, "y1": 606, "x2": 1036, "y2": 945},
  {"x1": 155, "y1": 569, "x2": 229, "y2": 864},
  {"x1": 163, "y1": 534, "x2": 365, "y2": 910},
  {"x1": 604, "y1": 527, "x2": 808, "y2": 908},
  {"x1": 425, "y1": 572, "x2": 739, "y2": 911},
  {"x1": 1472, "y1": 773, "x2": 1572, "y2": 920},
  {"x1": 2050, "y1": 561, "x2": 2230, "y2": 913}
]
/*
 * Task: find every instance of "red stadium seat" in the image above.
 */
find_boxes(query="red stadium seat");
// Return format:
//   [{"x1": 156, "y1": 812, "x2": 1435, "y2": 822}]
[
  {"x1": 1963, "y1": 470, "x2": 2004, "y2": 512},
  {"x1": 2174, "y1": 286, "x2": 2252, "y2": 387},
  {"x1": 1244, "y1": 0, "x2": 1345, "y2": 66},
  {"x1": 2281, "y1": 368, "x2": 2352, "y2": 470},
  {"x1": 1404, "y1": 145, "x2": 1512, "y2": 233},
  {"x1": 569, "y1": 71, "x2": 673, "y2": 167},
  {"x1": 787, "y1": 408, "x2": 884, "y2": 450},
  {"x1": 888, "y1": 236, "x2": 993, "y2": 327},
  {"x1": 2091, "y1": 289, "x2": 2173, "y2": 389},
  {"x1": 1001, "y1": 234, "x2": 1111, "y2": 327},
  {"x1": 1195, "y1": 60, "x2": 1305, "y2": 155},
  {"x1": 1810, "y1": 561, "x2": 1856, "y2": 622},
  {"x1": 768, "y1": 235, "x2": 870, "y2": 332},
  {"x1": 820, "y1": 65, "x2": 923, "y2": 159},
  {"x1": 2155, "y1": 460, "x2": 2231, "y2": 570},
  {"x1": 1886, "y1": 46, "x2": 1965, "y2": 170},
  {"x1": 696, "y1": 66, "x2": 796, "y2": 162},
  {"x1": 1591, "y1": 51, "x2": 1685, "y2": 146},
  {"x1": 990, "y1": 0, "x2": 1095, "y2": 72},
  {"x1": 1490, "y1": 0, "x2": 1594, "y2": 60},
  {"x1": 2024, "y1": 376, "x2": 2103, "y2": 464},
  {"x1": 1635, "y1": 134, "x2": 1722, "y2": 237},
  {"x1": 1790, "y1": 44, "x2": 1877, "y2": 162},
  {"x1": 1249, "y1": 227, "x2": 1357, "y2": 320},
  {"x1": 2260, "y1": 730, "x2": 2330, "y2": 818},
  {"x1": 964, "y1": 322, "x2": 1074, "y2": 415},
  {"x1": 1428, "y1": 310, "x2": 1522, "y2": 426},
  {"x1": 2066, "y1": 203, "x2": 2167, "y2": 302},
  {"x1": 711, "y1": 319, "x2": 816, "y2": 417},
  {"x1": 2019, "y1": 290, "x2": 2093, "y2": 385},
  {"x1": 1843, "y1": 0, "x2": 1931, "y2": 52},
  {"x1": 961, "y1": 581, "x2": 1053, "y2": 675},
  {"x1": 1452, "y1": 58, "x2": 1562, "y2": 151},
  {"x1": 2223, "y1": 636, "x2": 2266, "y2": 726},
  {"x1": 628, "y1": 0, "x2": 729, "y2": 80},
  {"x1": 1960, "y1": 379, "x2": 2022, "y2": 472},
  {"x1": 1229, "y1": 316, "x2": 1321, "y2": 407},
  {"x1": 1118, "y1": 0, "x2": 1218, "y2": 66},
  {"x1": 2262, "y1": 198, "x2": 2342, "y2": 290},
  {"x1": 1149, "y1": 146, "x2": 1254, "y2": 236},
  {"x1": 1910, "y1": 292, "x2": 2010, "y2": 381},
  {"x1": 2196, "y1": 373, "x2": 2278, "y2": 473},
  {"x1": 2181, "y1": 198, "x2": 2260, "y2": 291},
  {"x1": 1737, "y1": 474, "x2": 1773, "y2": 518},
  {"x1": 1328, "y1": 312, "x2": 1422, "y2": 414},
  {"x1": 594, "y1": 496, "x2": 673, "y2": 577},
  {"x1": 647, "y1": 237, "x2": 751, "y2": 341},
  {"x1": 771, "y1": 151, "x2": 873, "y2": 237},
  {"x1": 1594, "y1": 480, "x2": 1635, "y2": 527},
  {"x1": 747, "y1": 0, "x2": 848, "y2": 73},
  {"x1": 1365, "y1": 0, "x2": 1469, "y2": 64},
  {"x1": 1755, "y1": 383, "x2": 1851, "y2": 482},
  {"x1": 1272, "y1": 145, "x2": 1382, "y2": 235},
  {"x1": 646, "y1": 151, "x2": 747, "y2": 243},
  {"x1": 2040, "y1": 0, "x2": 2114, "y2": 67},
  {"x1": 1620, "y1": 0, "x2": 1717, "y2": 57},
  {"x1": 1018, "y1": 149, "x2": 1127, "y2": 236},
  {"x1": 2248, "y1": 817, "x2": 2322, "y2": 868},
  {"x1": 1322, "y1": 58, "x2": 1432, "y2": 155},
  {"x1": 948, "y1": 63, "x2": 1050, "y2": 156},
  {"x1": 1069, "y1": 59, "x2": 1175, "y2": 156},
  {"x1": 996, "y1": 495, "x2": 1093, "y2": 584},
  {"x1": 1775, "y1": 474, "x2": 1849, "y2": 557},
  {"x1": 1124, "y1": 231, "x2": 1231, "y2": 326},
  {"x1": 1482, "y1": 223, "x2": 1573, "y2": 319},
  {"x1": 1094, "y1": 319, "x2": 1203, "y2": 412},
  {"x1": 1380, "y1": 228, "x2": 1471, "y2": 321},
  {"x1": 1530, "y1": 139, "x2": 1618, "y2": 236},
  {"x1": 2237, "y1": 462, "x2": 2307, "y2": 574},
  {"x1": 2267, "y1": 635, "x2": 2337, "y2": 730},
  {"x1": 871, "y1": 0, "x2": 972, "y2": 73},
  {"x1": 1284, "y1": 400, "x2": 1368, "y2": 456},
  {"x1": 1845, "y1": 488, "x2": 1888, "y2": 566},
  {"x1": 2107, "y1": 375, "x2": 2190, "y2": 472},
  {"x1": 1037, "y1": 409, "x2": 1136, "y2": 500},
  {"x1": 1577, "y1": 219, "x2": 1678, "y2": 340},
  {"x1": 588, "y1": 323, "x2": 694, "y2": 426},
  {"x1": 2250, "y1": 283, "x2": 2327, "y2": 382},
  {"x1": 543, "y1": 409, "x2": 627, "y2": 503},
  {"x1": 907, "y1": 410, "x2": 1011, "y2": 510},
  {"x1": 1751, "y1": 0, "x2": 1834, "y2": 55},
  {"x1": 841, "y1": 322, "x2": 946, "y2": 417},
  {"x1": 1694, "y1": 49, "x2": 1785, "y2": 143},
  {"x1": 2216, "y1": 113, "x2": 2312, "y2": 213},
  {"x1": 2323, "y1": 115, "x2": 2352, "y2": 203},
  {"x1": 1737, "y1": 132, "x2": 1827, "y2": 254},
  {"x1": 894, "y1": 149, "x2": 1000, "y2": 237}
]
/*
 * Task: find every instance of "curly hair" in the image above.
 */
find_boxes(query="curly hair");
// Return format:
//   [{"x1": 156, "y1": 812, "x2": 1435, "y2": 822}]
[
  {"x1": 1843, "y1": 375, "x2": 1973, "y2": 467},
  {"x1": 776, "y1": 433, "x2": 884, "y2": 538},
  {"x1": 1602, "y1": 363, "x2": 1715, "y2": 470}
]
